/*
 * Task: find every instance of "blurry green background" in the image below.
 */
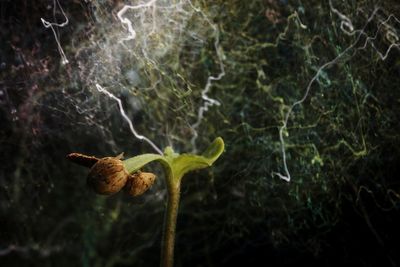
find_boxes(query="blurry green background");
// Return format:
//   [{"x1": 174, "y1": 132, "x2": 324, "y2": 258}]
[{"x1": 1, "y1": 0, "x2": 400, "y2": 266}]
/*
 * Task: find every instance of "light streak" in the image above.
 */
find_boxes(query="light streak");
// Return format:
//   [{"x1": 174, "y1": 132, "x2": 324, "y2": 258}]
[
  {"x1": 274, "y1": 4, "x2": 400, "y2": 182},
  {"x1": 356, "y1": 14, "x2": 400, "y2": 60},
  {"x1": 41, "y1": 0, "x2": 69, "y2": 65},
  {"x1": 329, "y1": 1, "x2": 354, "y2": 35},
  {"x1": 95, "y1": 84, "x2": 163, "y2": 155},
  {"x1": 115, "y1": 0, "x2": 225, "y2": 150},
  {"x1": 188, "y1": 0, "x2": 225, "y2": 150},
  {"x1": 330, "y1": 0, "x2": 400, "y2": 60},
  {"x1": 117, "y1": 0, "x2": 157, "y2": 42}
]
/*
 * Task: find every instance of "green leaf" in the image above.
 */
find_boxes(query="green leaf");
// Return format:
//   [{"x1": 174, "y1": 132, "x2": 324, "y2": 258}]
[
  {"x1": 123, "y1": 153, "x2": 164, "y2": 174},
  {"x1": 201, "y1": 137, "x2": 225, "y2": 162},
  {"x1": 166, "y1": 137, "x2": 225, "y2": 181},
  {"x1": 122, "y1": 137, "x2": 224, "y2": 186}
]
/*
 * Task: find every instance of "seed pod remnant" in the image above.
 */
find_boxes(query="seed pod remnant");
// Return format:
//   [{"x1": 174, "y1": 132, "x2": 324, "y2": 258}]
[
  {"x1": 125, "y1": 172, "x2": 156, "y2": 196},
  {"x1": 87, "y1": 156, "x2": 129, "y2": 195},
  {"x1": 67, "y1": 153, "x2": 156, "y2": 197},
  {"x1": 66, "y1": 153, "x2": 99, "y2": 168}
]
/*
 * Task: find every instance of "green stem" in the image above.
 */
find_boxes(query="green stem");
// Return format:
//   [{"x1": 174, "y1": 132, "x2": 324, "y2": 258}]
[
  {"x1": 161, "y1": 176, "x2": 181, "y2": 267},
  {"x1": 122, "y1": 138, "x2": 224, "y2": 266}
]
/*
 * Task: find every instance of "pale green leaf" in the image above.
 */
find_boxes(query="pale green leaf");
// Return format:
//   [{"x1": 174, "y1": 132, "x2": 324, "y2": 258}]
[
  {"x1": 123, "y1": 153, "x2": 164, "y2": 174},
  {"x1": 168, "y1": 137, "x2": 225, "y2": 180}
]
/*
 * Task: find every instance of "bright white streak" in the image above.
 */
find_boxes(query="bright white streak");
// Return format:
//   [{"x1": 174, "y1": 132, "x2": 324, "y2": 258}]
[
  {"x1": 329, "y1": 0, "x2": 354, "y2": 35},
  {"x1": 95, "y1": 84, "x2": 163, "y2": 155},
  {"x1": 117, "y1": 0, "x2": 157, "y2": 42},
  {"x1": 330, "y1": 0, "x2": 400, "y2": 60},
  {"x1": 274, "y1": 5, "x2": 400, "y2": 182},
  {"x1": 188, "y1": 0, "x2": 226, "y2": 150},
  {"x1": 116, "y1": 0, "x2": 225, "y2": 150},
  {"x1": 356, "y1": 14, "x2": 400, "y2": 60},
  {"x1": 41, "y1": 0, "x2": 69, "y2": 65}
]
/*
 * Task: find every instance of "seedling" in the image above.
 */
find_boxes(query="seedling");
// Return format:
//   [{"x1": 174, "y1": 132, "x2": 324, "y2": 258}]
[{"x1": 67, "y1": 137, "x2": 224, "y2": 267}]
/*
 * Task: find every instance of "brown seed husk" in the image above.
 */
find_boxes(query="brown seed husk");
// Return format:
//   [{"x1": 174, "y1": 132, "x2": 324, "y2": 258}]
[
  {"x1": 66, "y1": 153, "x2": 99, "y2": 168},
  {"x1": 87, "y1": 157, "x2": 128, "y2": 195},
  {"x1": 125, "y1": 172, "x2": 156, "y2": 196}
]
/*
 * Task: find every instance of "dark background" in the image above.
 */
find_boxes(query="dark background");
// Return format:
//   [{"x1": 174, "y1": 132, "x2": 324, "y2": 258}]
[{"x1": 1, "y1": 0, "x2": 400, "y2": 266}]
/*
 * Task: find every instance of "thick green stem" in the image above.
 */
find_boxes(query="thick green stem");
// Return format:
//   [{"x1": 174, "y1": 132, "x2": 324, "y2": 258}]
[{"x1": 161, "y1": 178, "x2": 181, "y2": 267}]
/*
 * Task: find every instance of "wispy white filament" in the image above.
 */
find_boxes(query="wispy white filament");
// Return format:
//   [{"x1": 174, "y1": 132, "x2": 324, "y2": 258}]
[
  {"x1": 274, "y1": 5, "x2": 400, "y2": 182},
  {"x1": 41, "y1": 0, "x2": 69, "y2": 64},
  {"x1": 96, "y1": 84, "x2": 163, "y2": 155}
]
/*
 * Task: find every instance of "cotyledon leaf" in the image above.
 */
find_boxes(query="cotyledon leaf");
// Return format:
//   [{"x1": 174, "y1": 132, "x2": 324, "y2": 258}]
[
  {"x1": 165, "y1": 137, "x2": 225, "y2": 181},
  {"x1": 122, "y1": 137, "x2": 225, "y2": 181},
  {"x1": 123, "y1": 153, "x2": 164, "y2": 174}
]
